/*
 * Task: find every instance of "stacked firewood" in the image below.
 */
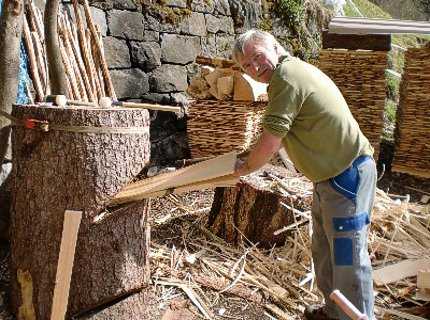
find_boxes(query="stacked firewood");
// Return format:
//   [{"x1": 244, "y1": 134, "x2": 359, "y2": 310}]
[
  {"x1": 186, "y1": 56, "x2": 268, "y2": 158},
  {"x1": 23, "y1": 0, "x2": 116, "y2": 103},
  {"x1": 392, "y1": 48, "x2": 430, "y2": 178},
  {"x1": 187, "y1": 56, "x2": 268, "y2": 102},
  {"x1": 319, "y1": 49, "x2": 388, "y2": 159}
]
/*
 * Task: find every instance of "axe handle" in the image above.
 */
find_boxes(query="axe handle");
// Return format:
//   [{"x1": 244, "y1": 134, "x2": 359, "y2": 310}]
[
  {"x1": 116, "y1": 101, "x2": 181, "y2": 113},
  {"x1": 330, "y1": 290, "x2": 368, "y2": 320}
]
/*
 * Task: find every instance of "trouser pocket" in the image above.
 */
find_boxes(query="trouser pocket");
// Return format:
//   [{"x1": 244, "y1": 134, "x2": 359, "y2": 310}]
[{"x1": 329, "y1": 156, "x2": 371, "y2": 201}]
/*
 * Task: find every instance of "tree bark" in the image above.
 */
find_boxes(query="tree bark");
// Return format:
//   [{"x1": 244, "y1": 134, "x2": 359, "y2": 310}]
[
  {"x1": 10, "y1": 104, "x2": 151, "y2": 318},
  {"x1": 0, "y1": 0, "x2": 25, "y2": 245},
  {"x1": 44, "y1": 0, "x2": 68, "y2": 95},
  {"x1": 76, "y1": 289, "x2": 162, "y2": 320},
  {"x1": 208, "y1": 165, "x2": 311, "y2": 248}
]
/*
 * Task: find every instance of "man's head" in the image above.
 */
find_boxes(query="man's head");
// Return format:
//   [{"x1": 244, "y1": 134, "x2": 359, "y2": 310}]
[{"x1": 232, "y1": 29, "x2": 287, "y2": 83}]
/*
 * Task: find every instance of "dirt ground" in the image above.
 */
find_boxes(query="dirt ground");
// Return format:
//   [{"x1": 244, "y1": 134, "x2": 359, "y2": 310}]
[{"x1": 0, "y1": 143, "x2": 429, "y2": 319}]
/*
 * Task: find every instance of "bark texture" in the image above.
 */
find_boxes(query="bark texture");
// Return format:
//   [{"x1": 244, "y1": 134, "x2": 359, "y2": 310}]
[
  {"x1": 76, "y1": 289, "x2": 161, "y2": 320},
  {"x1": 10, "y1": 104, "x2": 150, "y2": 318},
  {"x1": 208, "y1": 165, "x2": 310, "y2": 248}
]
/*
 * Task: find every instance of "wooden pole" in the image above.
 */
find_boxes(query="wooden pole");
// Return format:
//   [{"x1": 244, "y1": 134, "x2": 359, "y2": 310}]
[
  {"x1": 23, "y1": 18, "x2": 44, "y2": 101},
  {"x1": 71, "y1": 0, "x2": 96, "y2": 96},
  {"x1": 31, "y1": 31, "x2": 48, "y2": 94},
  {"x1": 82, "y1": 0, "x2": 116, "y2": 99},
  {"x1": 50, "y1": 210, "x2": 82, "y2": 320}
]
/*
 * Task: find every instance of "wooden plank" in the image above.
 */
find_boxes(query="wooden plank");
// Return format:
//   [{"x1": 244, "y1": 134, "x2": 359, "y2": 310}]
[
  {"x1": 111, "y1": 152, "x2": 238, "y2": 205},
  {"x1": 417, "y1": 270, "x2": 430, "y2": 289},
  {"x1": 329, "y1": 22, "x2": 430, "y2": 35},
  {"x1": 322, "y1": 30, "x2": 391, "y2": 51},
  {"x1": 331, "y1": 16, "x2": 430, "y2": 28},
  {"x1": 112, "y1": 174, "x2": 238, "y2": 205},
  {"x1": 50, "y1": 210, "x2": 83, "y2": 320},
  {"x1": 373, "y1": 258, "x2": 430, "y2": 286}
]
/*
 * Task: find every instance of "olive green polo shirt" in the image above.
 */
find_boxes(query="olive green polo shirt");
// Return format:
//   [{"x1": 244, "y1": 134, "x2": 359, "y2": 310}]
[{"x1": 262, "y1": 55, "x2": 373, "y2": 182}]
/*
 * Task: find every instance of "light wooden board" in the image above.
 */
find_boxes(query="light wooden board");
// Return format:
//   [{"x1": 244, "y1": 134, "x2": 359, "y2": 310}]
[
  {"x1": 50, "y1": 210, "x2": 82, "y2": 320},
  {"x1": 417, "y1": 270, "x2": 430, "y2": 289},
  {"x1": 373, "y1": 258, "x2": 430, "y2": 286},
  {"x1": 111, "y1": 153, "x2": 238, "y2": 205}
]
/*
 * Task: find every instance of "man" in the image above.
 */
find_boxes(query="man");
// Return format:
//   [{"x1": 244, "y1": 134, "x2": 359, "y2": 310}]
[{"x1": 232, "y1": 29, "x2": 376, "y2": 320}]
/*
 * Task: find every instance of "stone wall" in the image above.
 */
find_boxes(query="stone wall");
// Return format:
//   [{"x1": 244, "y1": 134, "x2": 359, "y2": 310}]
[
  {"x1": 82, "y1": 0, "x2": 263, "y2": 165},
  {"x1": 82, "y1": 0, "x2": 327, "y2": 166}
]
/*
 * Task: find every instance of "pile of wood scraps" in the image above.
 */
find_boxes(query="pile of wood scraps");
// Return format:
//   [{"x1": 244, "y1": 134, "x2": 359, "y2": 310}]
[
  {"x1": 148, "y1": 175, "x2": 430, "y2": 319},
  {"x1": 319, "y1": 49, "x2": 388, "y2": 158},
  {"x1": 187, "y1": 99, "x2": 266, "y2": 158},
  {"x1": 392, "y1": 48, "x2": 430, "y2": 178},
  {"x1": 187, "y1": 56, "x2": 268, "y2": 102},
  {"x1": 23, "y1": 0, "x2": 115, "y2": 103}
]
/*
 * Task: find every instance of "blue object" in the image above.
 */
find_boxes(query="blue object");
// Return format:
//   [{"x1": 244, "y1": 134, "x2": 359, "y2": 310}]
[
  {"x1": 334, "y1": 237, "x2": 353, "y2": 266},
  {"x1": 0, "y1": 0, "x2": 29, "y2": 104},
  {"x1": 332, "y1": 212, "x2": 370, "y2": 232},
  {"x1": 329, "y1": 155, "x2": 371, "y2": 200}
]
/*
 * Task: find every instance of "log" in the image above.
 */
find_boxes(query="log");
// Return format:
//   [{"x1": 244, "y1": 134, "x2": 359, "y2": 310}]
[
  {"x1": 208, "y1": 165, "x2": 309, "y2": 247},
  {"x1": 233, "y1": 72, "x2": 268, "y2": 102},
  {"x1": 76, "y1": 289, "x2": 161, "y2": 320},
  {"x1": 10, "y1": 104, "x2": 151, "y2": 318}
]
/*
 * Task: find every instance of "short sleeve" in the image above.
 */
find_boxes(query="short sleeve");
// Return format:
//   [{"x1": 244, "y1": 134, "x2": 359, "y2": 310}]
[{"x1": 262, "y1": 74, "x2": 305, "y2": 138}]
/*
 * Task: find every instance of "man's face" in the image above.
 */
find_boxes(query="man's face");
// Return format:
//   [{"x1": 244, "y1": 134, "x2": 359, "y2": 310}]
[{"x1": 238, "y1": 40, "x2": 279, "y2": 84}]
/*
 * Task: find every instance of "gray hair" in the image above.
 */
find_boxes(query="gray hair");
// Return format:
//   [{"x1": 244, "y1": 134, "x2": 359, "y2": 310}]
[{"x1": 232, "y1": 29, "x2": 286, "y2": 64}]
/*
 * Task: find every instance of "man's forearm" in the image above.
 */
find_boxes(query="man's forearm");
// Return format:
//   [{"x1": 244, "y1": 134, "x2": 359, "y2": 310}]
[{"x1": 235, "y1": 130, "x2": 282, "y2": 176}]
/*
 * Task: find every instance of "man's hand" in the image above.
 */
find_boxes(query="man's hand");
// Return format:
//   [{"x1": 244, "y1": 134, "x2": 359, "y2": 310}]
[{"x1": 233, "y1": 129, "x2": 282, "y2": 177}]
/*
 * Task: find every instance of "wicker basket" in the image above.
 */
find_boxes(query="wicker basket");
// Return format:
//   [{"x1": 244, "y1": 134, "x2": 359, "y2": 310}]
[{"x1": 187, "y1": 100, "x2": 266, "y2": 158}]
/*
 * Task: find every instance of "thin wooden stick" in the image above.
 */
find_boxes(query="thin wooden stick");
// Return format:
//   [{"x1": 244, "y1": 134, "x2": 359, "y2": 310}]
[
  {"x1": 82, "y1": 0, "x2": 116, "y2": 99},
  {"x1": 66, "y1": 17, "x2": 96, "y2": 101},
  {"x1": 143, "y1": 199, "x2": 151, "y2": 284},
  {"x1": 50, "y1": 210, "x2": 82, "y2": 320},
  {"x1": 23, "y1": 18, "x2": 44, "y2": 101},
  {"x1": 31, "y1": 31, "x2": 47, "y2": 94}
]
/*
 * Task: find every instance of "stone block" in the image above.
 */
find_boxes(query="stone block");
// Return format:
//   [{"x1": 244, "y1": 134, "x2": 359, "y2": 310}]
[
  {"x1": 143, "y1": 30, "x2": 159, "y2": 42},
  {"x1": 150, "y1": 64, "x2": 188, "y2": 93},
  {"x1": 131, "y1": 41, "x2": 161, "y2": 72},
  {"x1": 163, "y1": 0, "x2": 187, "y2": 8},
  {"x1": 90, "y1": 7, "x2": 108, "y2": 36},
  {"x1": 179, "y1": 12, "x2": 206, "y2": 36},
  {"x1": 205, "y1": 14, "x2": 220, "y2": 33},
  {"x1": 216, "y1": 34, "x2": 235, "y2": 58},
  {"x1": 103, "y1": 37, "x2": 131, "y2": 68},
  {"x1": 189, "y1": 0, "x2": 215, "y2": 13},
  {"x1": 214, "y1": 0, "x2": 231, "y2": 16},
  {"x1": 110, "y1": 68, "x2": 149, "y2": 99},
  {"x1": 161, "y1": 34, "x2": 201, "y2": 64},
  {"x1": 108, "y1": 10, "x2": 144, "y2": 40},
  {"x1": 201, "y1": 33, "x2": 217, "y2": 57},
  {"x1": 219, "y1": 16, "x2": 234, "y2": 34}
]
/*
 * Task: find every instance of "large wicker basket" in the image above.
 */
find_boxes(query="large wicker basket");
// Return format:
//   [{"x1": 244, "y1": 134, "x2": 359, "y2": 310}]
[{"x1": 187, "y1": 100, "x2": 266, "y2": 158}]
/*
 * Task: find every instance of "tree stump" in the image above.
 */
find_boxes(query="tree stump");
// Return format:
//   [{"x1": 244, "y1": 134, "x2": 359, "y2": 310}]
[
  {"x1": 208, "y1": 165, "x2": 312, "y2": 248},
  {"x1": 10, "y1": 104, "x2": 151, "y2": 318}
]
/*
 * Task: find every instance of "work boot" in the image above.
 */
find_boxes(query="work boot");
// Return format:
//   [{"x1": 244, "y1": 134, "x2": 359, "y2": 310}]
[{"x1": 303, "y1": 305, "x2": 338, "y2": 320}]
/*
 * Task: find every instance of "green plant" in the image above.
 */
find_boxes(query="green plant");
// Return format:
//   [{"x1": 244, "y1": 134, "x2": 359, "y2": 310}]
[
  {"x1": 386, "y1": 72, "x2": 400, "y2": 101},
  {"x1": 273, "y1": 0, "x2": 305, "y2": 32}
]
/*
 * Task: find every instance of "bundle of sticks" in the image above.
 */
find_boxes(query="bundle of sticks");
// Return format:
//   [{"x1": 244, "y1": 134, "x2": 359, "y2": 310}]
[
  {"x1": 392, "y1": 48, "x2": 430, "y2": 179},
  {"x1": 319, "y1": 49, "x2": 388, "y2": 159},
  {"x1": 22, "y1": 0, "x2": 116, "y2": 103}
]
